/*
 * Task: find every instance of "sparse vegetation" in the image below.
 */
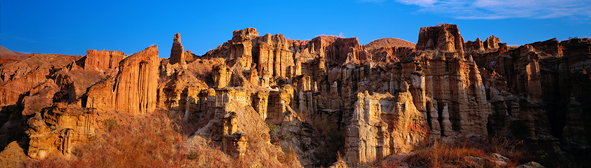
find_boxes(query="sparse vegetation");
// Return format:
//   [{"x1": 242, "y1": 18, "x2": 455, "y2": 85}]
[
  {"x1": 26, "y1": 110, "x2": 284, "y2": 167},
  {"x1": 187, "y1": 151, "x2": 198, "y2": 160},
  {"x1": 409, "y1": 140, "x2": 486, "y2": 167},
  {"x1": 103, "y1": 118, "x2": 119, "y2": 132},
  {"x1": 268, "y1": 123, "x2": 280, "y2": 135}
]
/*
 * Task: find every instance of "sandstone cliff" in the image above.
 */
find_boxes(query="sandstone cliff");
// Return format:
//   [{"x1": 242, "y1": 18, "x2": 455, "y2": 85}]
[
  {"x1": 84, "y1": 50, "x2": 124, "y2": 71},
  {"x1": 26, "y1": 104, "x2": 97, "y2": 159},
  {"x1": 1, "y1": 25, "x2": 589, "y2": 167},
  {"x1": 86, "y1": 45, "x2": 159, "y2": 114}
]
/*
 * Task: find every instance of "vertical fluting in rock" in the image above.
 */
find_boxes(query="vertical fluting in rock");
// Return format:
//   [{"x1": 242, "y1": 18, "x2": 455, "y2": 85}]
[
  {"x1": 253, "y1": 90, "x2": 269, "y2": 120},
  {"x1": 84, "y1": 50, "x2": 124, "y2": 70},
  {"x1": 213, "y1": 64, "x2": 232, "y2": 88},
  {"x1": 113, "y1": 46, "x2": 159, "y2": 114},
  {"x1": 344, "y1": 87, "x2": 427, "y2": 166},
  {"x1": 411, "y1": 24, "x2": 492, "y2": 136},
  {"x1": 170, "y1": 33, "x2": 185, "y2": 65},
  {"x1": 86, "y1": 46, "x2": 159, "y2": 114}
]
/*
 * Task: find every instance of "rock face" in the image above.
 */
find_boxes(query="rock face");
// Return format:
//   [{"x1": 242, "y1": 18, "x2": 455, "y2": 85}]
[
  {"x1": 86, "y1": 45, "x2": 159, "y2": 114},
  {"x1": 170, "y1": 33, "x2": 185, "y2": 65},
  {"x1": 344, "y1": 89, "x2": 427, "y2": 165},
  {"x1": 484, "y1": 35, "x2": 501, "y2": 49},
  {"x1": 189, "y1": 88, "x2": 253, "y2": 157},
  {"x1": 417, "y1": 24, "x2": 465, "y2": 54},
  {"x1": 21, "y1": 79, "x2": 60, "y2": 116},
  {"x1": 465, "y1": 38, "x2": 484, "y2": 51},
  {"x1": 1, "y1": 25, "x2": 590, "y2": 167},
  {"x1": 470, "y1": 36, "x2": 591, "y2": 154},
  {"x1": 26, "y1": 104, "x2": 96, "y2": 159},
  {"x1": 0, "y1": 54, "x2": 77, "y2": 108},
  {"x1": 183, "y1": 87, "x2": 302, "y2": 167},
  {"x1": 84, "y1": 50, "x2": 124, "y2": 70}
]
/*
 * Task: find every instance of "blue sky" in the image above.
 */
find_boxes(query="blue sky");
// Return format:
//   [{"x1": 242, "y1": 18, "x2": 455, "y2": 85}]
[{"x1": 1, "y1": 0, "x2": 590, "y2": 58}]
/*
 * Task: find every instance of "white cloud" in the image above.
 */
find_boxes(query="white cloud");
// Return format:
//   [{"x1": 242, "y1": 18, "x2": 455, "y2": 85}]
[
  {"x1": 398, "y1": 0, "x2": 591, "y2": 19},
  {"x1": 396, "y1": 0, "x2": 438, "y2": 7}
]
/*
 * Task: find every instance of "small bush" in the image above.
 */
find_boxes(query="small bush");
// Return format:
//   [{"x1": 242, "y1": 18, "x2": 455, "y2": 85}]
[
  {"x1": 104, "y1": 118, "x2": 119, "y2": 132},
  {"x1": 268, "y1": 123, "x2": 280, "y2": 135},
  {"x1": 187, "y1": 151, "x2": 198, "y2": 160}
]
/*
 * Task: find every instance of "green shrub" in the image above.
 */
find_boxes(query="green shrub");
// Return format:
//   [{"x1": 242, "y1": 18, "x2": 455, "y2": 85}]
[
  {"x1": 187, "y1": 151, "x2": 198, "y2": 160},
  {"x1": 104, "y1": 118, "x2": 119, "y2": 132},
  {"x1": 268, "y1": 123, "x2": 280, "y2": 135}
]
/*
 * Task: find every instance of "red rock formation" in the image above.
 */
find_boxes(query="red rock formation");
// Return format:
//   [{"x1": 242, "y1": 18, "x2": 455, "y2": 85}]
[
  {"x1": 365, "y1": 38, "x2": 416, "y2": 63},
  {"x1": 170, "y1": 33, "x2": 185, "y2": 65},
  {"x1": 255, "y1": 33, "x2": 294, "y2": 77},
  {"x1": 417, "y1": 24, "x2": 465, "y2": 55},
  {"x1": 365, "y1": 38, "x2": 416, "y2": 50},
  {"x1": 0, "y1": 68, "x2": 49, "y2": 107},
  {"x1": 86, "y1": 46, "x2": 159, "y2": 114},
  {"x1": 184, "y1": 50, "x2": 194, "y2": 63},
  {"x1": 530, "y1": 38, "x2": 563, "y2": 58},
  {"x1": 0, "y1": 54, "x2": 78, "y2": 108},
  {"x1": 204, "y1": 28, "x2": 370, "y2": 84},
  {"x1": 21, "y1": 79, "x2": 60, "y2": 116},
  {"x1": 84, "y1": 50, "x2": 124, "y2": 70},
  {"x1": 26, "y1": 104, "x2": 96, "y2": 159},
  {"x1": 2, "y1": 24, "x2": 591, "y2": 167},
  {"x1": 484, "y1": 35, "x2": 501, "y2": 49},
  {"x1": 344, "y1": 89, "x2": 427, "y2": 165},
  {"x1": 465, "y1": 38, "x2": 485, "y2": 51}
]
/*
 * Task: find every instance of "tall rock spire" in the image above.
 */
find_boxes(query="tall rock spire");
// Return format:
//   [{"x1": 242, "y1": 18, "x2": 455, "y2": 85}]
[{"x1": 170, "y1": 33, "x2": 185, "y2": 65}]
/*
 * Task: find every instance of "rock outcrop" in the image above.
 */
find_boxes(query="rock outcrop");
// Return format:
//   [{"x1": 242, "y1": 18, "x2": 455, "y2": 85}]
[
  {"x1": 84, "y1": 50, "x2": 124, "y2": 71},
  {"x1": 86, "y1": 46, "x2": 159, "y2": 114},
  {"x1": 417, "y1": 24, "x2": 465, "y2": 54},
  {"x1": 484, "y1": 35, "x2": 501, "y2": 49},
  {"x1": 26, "y1": 104, "x2": 96, "y2": 159},
  {"x1": 0, "y1": 24, "x2": 590, "y2": 167},
  {"x1": 0, "y1": 141, "x2": 29, "y2": 168},
  {"x1": 170, "y1": 33, "x2": 185, "y2": 65},
  {"x1": 184, "y1": 87, "x2": 302, "y2": 167},
  {"x1": 0, "y1": 54, "x2": 78, "y2": 108},
  {"x1": 344, "y1": 89, "x2": 427, "y2": 166},
  {"x1": 465, "y1": 38, "x2": 484, "y2": 51}
]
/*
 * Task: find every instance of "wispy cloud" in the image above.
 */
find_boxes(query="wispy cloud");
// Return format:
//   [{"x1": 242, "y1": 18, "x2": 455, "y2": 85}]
[
  {"x1": 395, "y1": 0, "x2": 591, "y2": 19},
  {"x1": 396, "y1": 0, "x2": 437, "y2": 7}
]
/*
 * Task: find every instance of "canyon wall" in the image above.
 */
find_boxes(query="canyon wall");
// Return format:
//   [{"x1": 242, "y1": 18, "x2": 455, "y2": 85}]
[
  {"x1": 86, "y1": 45, "x2": 159, "y2": 114},
  {"x1": 0, "y1": 24, "x2": 589, "y2": 167}
]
